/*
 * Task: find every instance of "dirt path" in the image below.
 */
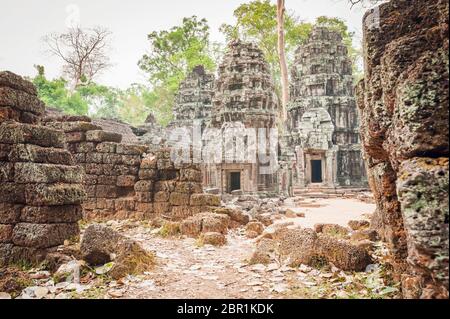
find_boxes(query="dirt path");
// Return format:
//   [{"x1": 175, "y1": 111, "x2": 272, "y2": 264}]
[
  {"x1": 10, "y1": 197, "x2": 392, "y2": 300},
  {"x1": 100, "y1": 197, "x2": 377, "y2": 299}
]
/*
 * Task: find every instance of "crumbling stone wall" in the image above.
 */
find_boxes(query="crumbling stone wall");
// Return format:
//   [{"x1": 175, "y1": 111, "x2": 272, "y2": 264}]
[
  {"x1": 42, "y1": 116, "x2": 148, "y2": 220},
  {"x1": 356, "y1": 0, "x2": 449, "y2": 299},
  {"x1": 137, "y1": 148, "x2": 220, "y2": 221},
  {"x1": 42, "y1": 115, "x2": 221, "y2": 222},
  {"x1": 0, "y1": 71, "x2": 84, "y2": 265}
]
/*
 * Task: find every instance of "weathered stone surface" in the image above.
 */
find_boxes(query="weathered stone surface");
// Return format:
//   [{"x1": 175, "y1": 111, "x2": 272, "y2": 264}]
[
  {"x1": 44, "y1": 121, "x2": 102, "y2": 133},
  {"x1": 180, "y1": 213, "x2": 229, "y2": 237},
  {"x1": 190, "y1": 194, "x2": 221, "y2": 206},
  {"x1": 0, "y1": 86, "x2": 45, "y2": 115},
  {"x1": 20, "y1": 205, "x2": 82, "y2": 224},
  {"x1": 348, "y1": 220, "x2": 370, "y2": 231},
  {"x1": 25, "y1": 183, "x2": 86, "y2": 206},
  {"x1": 12, "y1": 223, "x2": 79, "y2": 248},
  {"x1": 80, "y1": 224, "x2": 154, "y2": 279},
  {"x1": 0, "y1": 123, "x2": 65, "y2": 148},
  {"x1": 199, "y1": 232, "x2": 226, "y2": 246},
  {"x1": 80, "y1": 224, "x2": 123, "y2": 265},
  {"x1": 250, "y1": 239, "x2": 278, "y2": 265},
  {"x1": 314, "y1": 223, "x2": 350, "y2": 238},
  {"x1": 274, "y1": 228, "x2": 371, "y2": 271},
  {"x1": 115, "y1": 144, "x2": 147, "y2": 155},
  {"x1": 246, "y1": 221, "x2": 265, "y2": 238},
  {"x1": 0, "y1": 71, "x2": 37, "y2": 96},
  {"x1": 14, "y1": 162, "x2": 83, "y2": 184},
  {"x1": 0, "y1": 203, "x2": 22, "y2": 223},
  {"x1": 86, "y1": 130, "x2": 122, "y2": 143},
  {"x1": 0, "y1": 224, "x2": 14, "y2": 243},
  {"x1": 356, "y1": 0, "x2": 449, "y2": 298},
  {"x1": 8, "y1": 144, "x2": 74, "y2": 165}
]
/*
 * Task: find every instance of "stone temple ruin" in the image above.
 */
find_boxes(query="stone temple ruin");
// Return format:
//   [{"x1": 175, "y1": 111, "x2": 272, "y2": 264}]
[
  {"x1": 1, "y1": 8, "x2": 447, "y2": 298},
  {"x1": 163, "y1": 29, "x2": 367, "y2": 196},
  {"x1": 204, "y1": 40, "x2": 279, "y2": 195},
  {"x1": 279, "y1": 27, "x2": 367, "y2": 195}
]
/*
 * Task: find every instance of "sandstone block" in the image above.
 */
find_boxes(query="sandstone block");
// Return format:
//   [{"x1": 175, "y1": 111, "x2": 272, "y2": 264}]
[
  {"x1": 20, "y1": 205, "x2": 82, "y2": 224},
  {"x1": 116, "y1": 144, "x2": 147, "y2": 155},
  {"x1": 0, "y1": 183, "x2": 26, "y2": 204},
  {"x1": 86, "y1": 130, "x2": 122, "y2": 143},
  {"x1": 0, "y1": 224, "x2": 13, "y2": 243},
  {"x1": 154, "y1": 191, "x2": 170, "y2": 202},
  {"x1": 45, "y1": 121, "x2": 102, "y2": 133},
  {"x1": 14, "y1": 162, "x2": 84, "y2": 184},
  {"x1": 12, "y1": 223, "x2": 80, "y2": 248},
  {"x1": 96, "y1": 142, "x2": 117, "y2": 153},
  {"x1": 169, "y1": 192, "x2": 190, "y2": 206},
  {"x1": 0, "y1": 71, "x2": 38, "y2": 95},
  {"x1": 135, "y1": 192, "x2": 153, "y2": 203},
  {"x1": 140, "y1": 155, "x2": 157, "y2": 169},
  {"x1": 0, "y1": 203, "x2": 22, "y2": 223},
  {"x1": 199, "y1": 232, "x2": 226, "y2": 246},
  {"x1": 25, "y1": 183, "x2": 86, "y2": 206},
  {"x1": 0, "y1": 123, "x2": 65, "y2": 148},
  {"x1": 116, "y1": 175, "x2": 136, "y2": 187},
  {"x1": 134, "y1": 180, "x2": 153, "y2": 192},
  {"x1": 9, "y1": 144, "x2": 74, "y2": 165},
  {"x1": 0, "y1": 86, "x2": 45, "y2": 115},
  {"x1": 190, "y1": 194, "x2": 221, "y2": 206}
]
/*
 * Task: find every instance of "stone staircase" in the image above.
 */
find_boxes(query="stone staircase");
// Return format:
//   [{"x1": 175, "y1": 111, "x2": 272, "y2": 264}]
[{"x1": 292, "y1": 185, "x2": 371, "y2": 199}]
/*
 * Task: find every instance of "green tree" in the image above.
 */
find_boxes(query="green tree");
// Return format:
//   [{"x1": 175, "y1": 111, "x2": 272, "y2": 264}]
[
  {"x1": 32, "y1": 65, "x2": 89, "y2": 115},
  {"x1": 138, "y1": 16, "x2": 217, "y2": 126}
]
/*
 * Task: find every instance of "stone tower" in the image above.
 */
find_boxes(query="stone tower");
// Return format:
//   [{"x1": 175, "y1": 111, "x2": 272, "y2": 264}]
[
  {"x1": 284, "y1": 26, "x2": 366, "y2": 190},
  {"x1": 204, "y1": 40, "x2": 279, "y2": 194},
  {"x1": 168, "y1": 65, "x2": 215, "y2": 131}
]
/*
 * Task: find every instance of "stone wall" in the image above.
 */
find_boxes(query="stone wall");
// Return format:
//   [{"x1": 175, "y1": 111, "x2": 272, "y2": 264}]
[
  {"x1": 42, "y1": 115, "x2": 221, "y2": 222},
  {"x1": 137, "y1": 148, "x2": 221, "y2": 221},
  {"x1": 42, "y1": 116, "x2": 149, "y2": 220},
  {"x1": 356, "y1": 0, "x2": 449, "y2": 299},
  {"x1": 0, "y1": 71, "x2": 84, "y2": 265}
]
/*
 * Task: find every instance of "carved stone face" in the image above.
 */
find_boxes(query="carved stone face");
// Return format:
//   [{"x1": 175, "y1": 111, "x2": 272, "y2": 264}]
[{"x1": 299, "y1": 107, "x2": 334, "y2": 150}]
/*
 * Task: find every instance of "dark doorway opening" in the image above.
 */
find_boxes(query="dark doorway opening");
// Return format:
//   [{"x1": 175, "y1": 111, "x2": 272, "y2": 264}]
[
  {"x1": 311, "y1": 160, "x2": 323, "y2": 183},
  {"x1": 230, "y1": 172, "x2": 241, "y2": 192}
]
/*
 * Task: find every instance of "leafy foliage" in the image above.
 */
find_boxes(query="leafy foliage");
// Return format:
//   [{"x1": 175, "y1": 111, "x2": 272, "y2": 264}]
[{"x1": 138, "y1": 16, "x2": 217, "y2": 126}]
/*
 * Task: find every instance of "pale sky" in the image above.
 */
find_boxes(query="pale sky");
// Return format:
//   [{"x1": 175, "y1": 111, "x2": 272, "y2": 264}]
[{"x1": 0, "y1": 0, "x2": 371, "y2": 88}]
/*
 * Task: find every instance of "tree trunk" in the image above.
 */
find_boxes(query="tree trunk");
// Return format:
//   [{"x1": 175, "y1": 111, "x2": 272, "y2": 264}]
[{"x1": 277, "y1": 0, "x2": 289, "y2": 122}]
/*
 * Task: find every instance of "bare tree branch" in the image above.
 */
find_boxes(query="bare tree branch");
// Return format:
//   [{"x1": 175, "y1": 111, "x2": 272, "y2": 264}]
[{"x1": 43, "y1": 26, "x2": 112, "y2": 89}]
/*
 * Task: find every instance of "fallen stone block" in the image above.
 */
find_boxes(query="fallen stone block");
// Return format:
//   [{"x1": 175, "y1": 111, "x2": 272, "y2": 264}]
[{"x1": 199, "y1": 232, "x2": 226, "y2": 246}]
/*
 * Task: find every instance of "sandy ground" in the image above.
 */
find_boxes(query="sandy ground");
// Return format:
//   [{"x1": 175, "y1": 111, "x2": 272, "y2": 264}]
[
  {"x1": 106, "y1": 197, "x2": 377, "y2": 299},
  {"x1": 282, "y1": 198, "x2": 376, "y2": 229}
]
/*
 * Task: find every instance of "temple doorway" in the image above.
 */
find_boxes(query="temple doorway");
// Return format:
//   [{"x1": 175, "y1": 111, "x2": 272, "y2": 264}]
[
  {"x1": 311, "y1": 160, "x2": 323, "y2": 183},
  {"x1": 229, "y1": 172, "x2": 241, "y2": 192}
]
